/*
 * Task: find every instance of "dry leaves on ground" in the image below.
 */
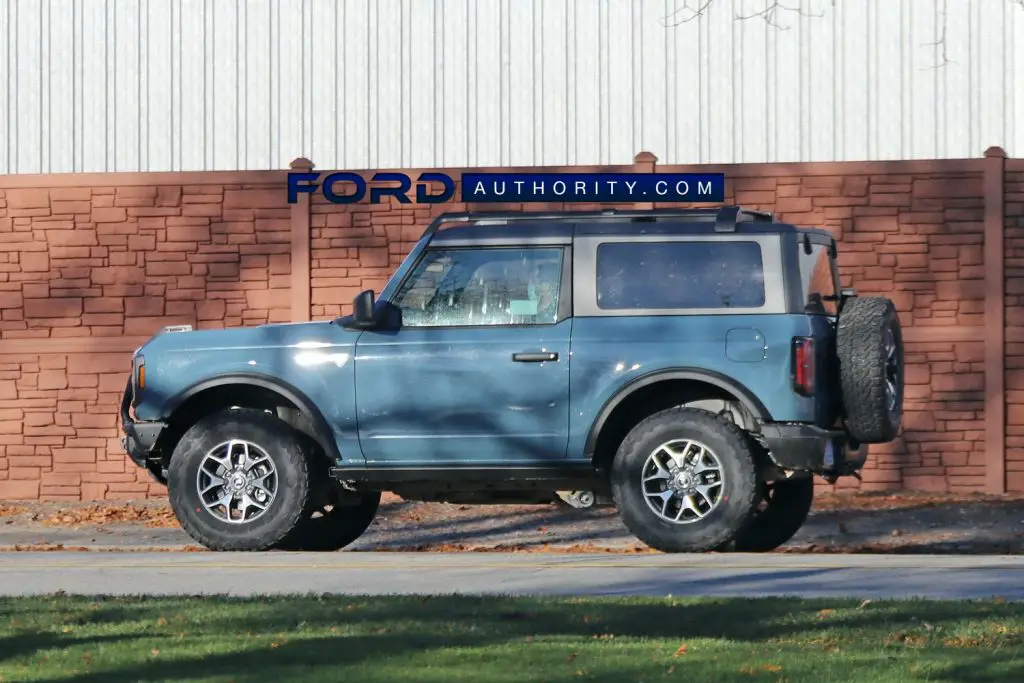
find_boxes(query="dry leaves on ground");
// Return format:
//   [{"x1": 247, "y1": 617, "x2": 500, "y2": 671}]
[{"x1": 35, "y1": 504, "x2": 179, "y2": 529}]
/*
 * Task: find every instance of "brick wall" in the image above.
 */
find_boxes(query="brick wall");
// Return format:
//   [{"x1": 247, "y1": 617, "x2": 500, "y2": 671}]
[
  {"x1": 0, "y1": 150, "x2": 1018, "y2": 500},
  {"x1": 1006, "y1": 158, "x2": 1024, "y2": 491}
]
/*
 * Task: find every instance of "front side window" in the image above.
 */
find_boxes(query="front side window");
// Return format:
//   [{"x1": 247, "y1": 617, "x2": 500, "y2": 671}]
[
  {"x1": 595, "y1": 241, "x2": 766, "y2": 310},
  {"x1": 797, "y1": 242, "x2": 838, "y2": 315},
  {"x1": 392, "y1": 247, "x2": 564, "y2": 327}
]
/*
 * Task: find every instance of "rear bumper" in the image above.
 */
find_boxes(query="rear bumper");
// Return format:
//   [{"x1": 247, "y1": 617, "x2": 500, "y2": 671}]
[
  {"x1": 120, "y1": 379, "x2": 166, "y2": 469},
  {"x1": 760, "y1": 422, "x2": 865, "y2": 475}
]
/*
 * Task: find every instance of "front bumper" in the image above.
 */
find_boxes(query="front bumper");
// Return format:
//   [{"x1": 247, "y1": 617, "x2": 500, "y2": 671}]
[
  {"x1": 760, "y1": 422, "x2": 865, "y2": 475},
  {"x1": 120, "y1": 379, "x2": 166, "y2": 469}
]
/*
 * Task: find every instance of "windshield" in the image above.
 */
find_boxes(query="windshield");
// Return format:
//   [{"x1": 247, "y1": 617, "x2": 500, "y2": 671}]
[{"x1": 796, "y1": 240, "x2": 839, "y2": 315}]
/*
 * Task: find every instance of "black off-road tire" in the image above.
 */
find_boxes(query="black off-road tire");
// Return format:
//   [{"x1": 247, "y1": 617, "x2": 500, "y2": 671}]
[
  {"x1": 721, "y1": 475, "x2": 815, "y2": 553},
  {"x1": 837, "y1": 296, "x2": 905, "y2": 444},
  {"x1": 275, "y1": 491, "x2": 381, "y2": 552},
  {"x1": 610, "y1": 407, "x2": 760, "y2": 553},
  {"x1": 167, "y1": 409, "x2": 313, "y2": 552}
]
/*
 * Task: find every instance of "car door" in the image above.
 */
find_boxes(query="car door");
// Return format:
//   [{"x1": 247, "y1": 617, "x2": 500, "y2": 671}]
[{"x1": 354, "y1": 243, "x2": 572, "y2": 466}]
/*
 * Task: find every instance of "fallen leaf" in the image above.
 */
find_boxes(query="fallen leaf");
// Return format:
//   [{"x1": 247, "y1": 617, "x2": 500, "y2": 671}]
[
  {"x1": 817, "y1": 609, "x2": 835, "y2": 619},
  {"x1": 673, "y1": 644, "x2": 689, "y2": 657},
  {"x1": 857, "y1": 599, "x2": 873, "y2": 610},
  {"x1": 150, "y1": 649, "x2": 159, "y2": 657},
  {"x1": 667, "y1": 665, "x2": 676, "y2": 674},
  {"x1": 156, "y1": 617, "x2": 168, "y2": 626},
  {"x1": 270, "y1": 642, "x2": 280, "y2": 649},
  {"x1": 565, "y1": 653, "x2": 577, "y2": 664},
  {"x1": 762, "y1": 664, "x2": 783, "y2": 672}
]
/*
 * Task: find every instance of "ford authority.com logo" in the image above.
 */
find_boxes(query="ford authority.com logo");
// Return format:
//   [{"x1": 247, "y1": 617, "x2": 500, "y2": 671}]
[{"x1": 287, "y1": 171, "x2": 726, "y2": 205}]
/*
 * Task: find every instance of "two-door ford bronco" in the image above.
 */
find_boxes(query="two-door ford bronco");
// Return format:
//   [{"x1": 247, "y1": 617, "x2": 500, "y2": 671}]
[{"x1": 120, "y1": 207, "x2": 904, "y2": 553}]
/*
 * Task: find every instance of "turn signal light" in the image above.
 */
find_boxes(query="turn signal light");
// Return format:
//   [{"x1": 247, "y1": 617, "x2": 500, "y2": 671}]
[{"x1": 136, "y1": 358, "x2": 146, "y2": 390}]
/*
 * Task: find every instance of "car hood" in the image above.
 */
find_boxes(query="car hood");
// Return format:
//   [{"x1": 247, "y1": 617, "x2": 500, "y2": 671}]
[{"x1": 136, "y1": 320, "x2": 356, "y2": 356}]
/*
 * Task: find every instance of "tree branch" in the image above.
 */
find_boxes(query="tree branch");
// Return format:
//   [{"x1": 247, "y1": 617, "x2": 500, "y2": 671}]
[
  {"x1": 661, "y1": 1, "x2": 716, "y2": 27},
  {"x1": 734, "y1": 1, "x2": 824, "y2": 31}
]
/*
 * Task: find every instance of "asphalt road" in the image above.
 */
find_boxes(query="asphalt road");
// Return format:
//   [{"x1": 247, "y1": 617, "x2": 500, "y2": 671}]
[{"x1": 0, "y1": 552, "x2": 1022, "y2": 600}]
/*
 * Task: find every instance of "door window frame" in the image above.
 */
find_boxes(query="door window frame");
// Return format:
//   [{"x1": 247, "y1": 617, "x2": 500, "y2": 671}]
[{"x1": 386, "y1": 244, "x2": 574, "y2": 330}]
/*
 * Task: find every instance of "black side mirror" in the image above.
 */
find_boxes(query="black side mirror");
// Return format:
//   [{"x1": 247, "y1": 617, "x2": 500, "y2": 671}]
[{"x1": 352, "y1": 290, "x2": 377, "y2": 328}]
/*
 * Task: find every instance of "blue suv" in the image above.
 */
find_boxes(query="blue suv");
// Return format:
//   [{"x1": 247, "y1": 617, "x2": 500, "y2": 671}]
[{"x1": 120, "y1": 207, "x2": 904, "y2": 553}]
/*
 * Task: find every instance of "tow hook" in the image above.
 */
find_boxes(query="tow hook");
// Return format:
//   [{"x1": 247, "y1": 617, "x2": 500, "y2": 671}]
[{"x1": 555, "y1": 490, "x2": 596, "y2": 509}]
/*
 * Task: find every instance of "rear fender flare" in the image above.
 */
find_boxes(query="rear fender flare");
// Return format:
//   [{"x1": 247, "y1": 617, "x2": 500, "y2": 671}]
[{"x1": 583, "y1": 368, "x2": 772, "y2": 457}]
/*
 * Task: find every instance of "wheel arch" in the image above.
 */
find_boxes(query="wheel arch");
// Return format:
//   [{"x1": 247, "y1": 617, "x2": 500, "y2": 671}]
[
  {"x1": 584, "y1": 368, "x2": 772, "y2": 463},
  {"x1": 159, "y1": 373, "x2": 341, "y2": 464}
]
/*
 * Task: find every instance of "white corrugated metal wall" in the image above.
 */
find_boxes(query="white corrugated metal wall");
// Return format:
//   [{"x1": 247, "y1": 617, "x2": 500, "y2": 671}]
[{"x1": 0, "y1": 0, "x2": 1021, "y2": 174}]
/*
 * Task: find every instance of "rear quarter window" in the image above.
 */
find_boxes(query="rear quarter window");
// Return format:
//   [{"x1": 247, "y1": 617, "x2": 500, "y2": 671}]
[{"x1": 595, "y1": 241, "x2": 766, "y2": 310}]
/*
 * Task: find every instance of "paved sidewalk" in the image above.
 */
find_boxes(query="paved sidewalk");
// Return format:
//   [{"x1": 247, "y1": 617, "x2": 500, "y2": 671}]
[{"x1": 1, "y1": 551, "x2": 1022, "y2": 600}]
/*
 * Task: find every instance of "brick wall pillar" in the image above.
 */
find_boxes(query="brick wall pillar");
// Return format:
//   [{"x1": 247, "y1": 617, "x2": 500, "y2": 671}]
[
  {"x1": 984, "y1": 146, "x2": 1007, "y2": 493},
  {"x1": 633, "y1": 151, "x2": 658, "y2": 209},
  {"x1": 289, "y1": 157, "x2": 314, "y2": 322}
]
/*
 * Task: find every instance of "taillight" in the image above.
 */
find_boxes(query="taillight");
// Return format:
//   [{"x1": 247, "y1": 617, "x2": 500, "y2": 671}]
[{"x1": 791, "y1": 337, "x2": 815, "y2": 396}]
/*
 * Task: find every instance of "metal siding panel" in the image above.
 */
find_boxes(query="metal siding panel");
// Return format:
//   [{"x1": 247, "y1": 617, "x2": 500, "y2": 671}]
[
  {"x1": 244, "y1": 0, "x2": 272, "y2": 170},
  {"x1": 473, "y1": 0, "x2": 502, "y2": 168},
  {"x1": 211, "y1": 0, "x2": 239, "y2": 170},
  {"x1": 507, "y1": 0, "x2": 534, "y2": 165},
  {"x1": 342, "y1": 0, "x2": 369, "y2": 168},
  {"x1": 873, "y1": 0, "x2": 904, "y2": 161},
  {"x1": 638, "y1": 0, "x2": 667, "y2": 163},
  {"x1": 606, "y1": 0, "x2": 633, "y2": 165},
  {"x1": 806, "y1": 0, "x2": 837, "y2": 161},
  {"x1": 50, "y1": 0, "x2": 74, "y2": 173},
  {"x1": 276, "y1": 0, "x2": 305, "y2": 166},
  {"x1": 374, "y1": 0, "x2": 402, "y2": 168},
  {"x1": 441, "y1": 0, "x2": 468, "y2": 168},
  {"x1": 311, "y1": 0, "x2": 337, "y2": 167},
  {"x1": 1013, "y1": 5, "x2": 1020, "y2": 155},
  {"x1": 0, "y1": 1, "x2": 8, "y2": 174},
  {"x1": 178, "y1": 0, "x2": 205, "y2": 171},
  {"x1": 80, "y1": 0, "x2": 107, "y2": 172},
  {"x1": 2, "y1": 0, "x2": 1023, "y2": 172},
  {"x1": 409, "y1": 0, "x2": 436, "y2": 167},
  {"x1": 541, "y1": 0, "x2": 568, "y2": 166},
  {"x1": 15, "y1": 0, "x2": 41, "y2": 173}
]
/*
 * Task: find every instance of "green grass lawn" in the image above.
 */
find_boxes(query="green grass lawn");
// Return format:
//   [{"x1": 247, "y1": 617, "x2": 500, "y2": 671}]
[{"x1": 0, "y1": 595, "x2": 1021, "y2": 683}]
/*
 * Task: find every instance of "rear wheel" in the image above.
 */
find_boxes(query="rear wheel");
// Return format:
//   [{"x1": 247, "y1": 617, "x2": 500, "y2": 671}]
[
  {"x1": 610, "y1": 408, "x2": 760, "y2": 553},
  {"x1": 722, "y1": 476, "x2": 814, "y2": 552}
]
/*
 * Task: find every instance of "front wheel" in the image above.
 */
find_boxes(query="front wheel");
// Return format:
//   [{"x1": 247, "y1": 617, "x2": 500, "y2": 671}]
[
  {"x1": 275, "y1": 488, "x2": 381, "y2": 552},
  {"x1": 610, "y1": 408, "x2": 760, "y2": 553},
  {"x1": 167, "y1": 409, "x2": 313, "y2": 552}
]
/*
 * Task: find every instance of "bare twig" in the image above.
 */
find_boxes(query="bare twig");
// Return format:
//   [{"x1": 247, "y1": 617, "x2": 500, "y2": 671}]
[
  {"x1": 661, "y1": 0, "x2": 716, "y2": 27},
  {"x1": 921, "y1": 0, "x2": 952, "y2": 70},
  {"x1": 735, "y1": 1, "x2": 824, "y2": 31}
]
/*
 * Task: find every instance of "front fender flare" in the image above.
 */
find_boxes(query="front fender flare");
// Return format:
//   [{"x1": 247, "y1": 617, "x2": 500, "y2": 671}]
[{"x1": 162, "y1": 373, "x2": 342, "y2": 462}]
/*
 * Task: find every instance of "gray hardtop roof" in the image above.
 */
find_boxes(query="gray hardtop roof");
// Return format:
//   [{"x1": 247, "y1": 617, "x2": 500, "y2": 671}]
[{"x1": 423, "y1": 208, "x2": 835, "y2": 246}]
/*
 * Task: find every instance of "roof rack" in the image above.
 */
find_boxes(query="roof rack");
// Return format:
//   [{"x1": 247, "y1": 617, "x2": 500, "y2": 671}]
[{"x1": 419, "y1": 206, "x2": 776, "y2": 240}]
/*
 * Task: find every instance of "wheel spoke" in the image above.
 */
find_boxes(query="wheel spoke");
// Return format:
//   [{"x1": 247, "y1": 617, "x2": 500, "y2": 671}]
[
  {"x1": 251, "y1": 473, "x2": 274, "y2": 496},
  {"x1": 643, "y1": 455, "x2": 672, "y2": 482},
  {"x1": 199, "y1": 477, "x2": 225, "y2": 496},
  {"x1": 694, "y1": 481, "x2": 720, "y2": 504}
]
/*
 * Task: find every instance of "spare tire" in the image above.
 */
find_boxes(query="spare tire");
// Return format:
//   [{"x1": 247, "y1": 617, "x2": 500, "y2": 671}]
[{"x1": 836, "y1": 296, "x2": 904, "y2": 443}]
